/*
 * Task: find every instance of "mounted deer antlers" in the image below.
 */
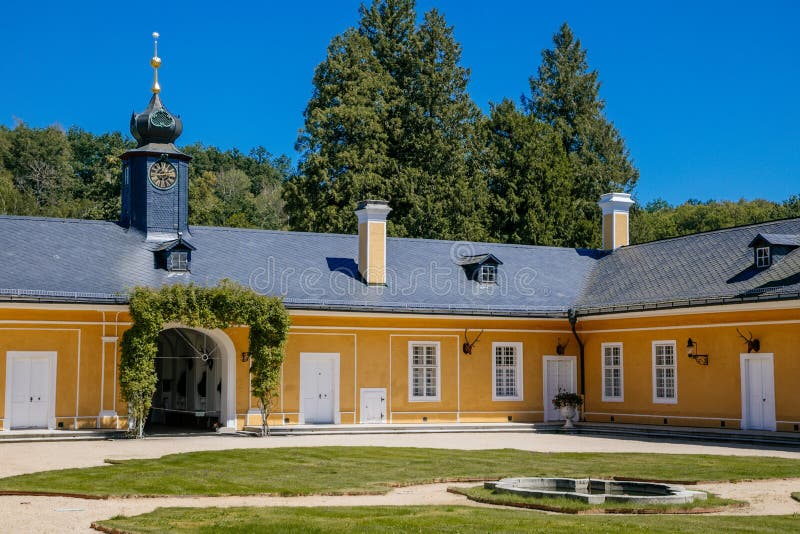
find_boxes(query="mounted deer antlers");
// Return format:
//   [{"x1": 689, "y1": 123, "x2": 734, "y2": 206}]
[
  {"x1": 736, "y1": 328, "x2": 761, "y2": 353},
  {"x1": 556, "y1": 338, "x2": 570, "y2": 355},
  {"x1": 463, "y1": 329, "x2": 484, "y2": 355}
]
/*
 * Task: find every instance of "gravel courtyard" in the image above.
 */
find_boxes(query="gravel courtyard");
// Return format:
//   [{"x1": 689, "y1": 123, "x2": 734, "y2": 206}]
[{"x1": 1, "y1": 431, "x2": 799, "y2": 533}]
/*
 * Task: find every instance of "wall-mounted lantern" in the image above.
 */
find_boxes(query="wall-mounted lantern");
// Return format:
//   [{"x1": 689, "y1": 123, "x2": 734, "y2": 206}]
[
  {"x1": 556, "y1": 338, "x2": 569, "y2": 355},
  {"x1": 241, "y1": 351, "x2": 251, "y2": 363},
  {"x1": 687, "y1": 338, "x2": 709, "y2": 366}
]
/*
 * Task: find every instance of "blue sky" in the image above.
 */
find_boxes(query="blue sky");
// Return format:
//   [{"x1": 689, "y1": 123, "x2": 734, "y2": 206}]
[{"x1": 2, "y1": 1, "x2": 798, "y2": 206}]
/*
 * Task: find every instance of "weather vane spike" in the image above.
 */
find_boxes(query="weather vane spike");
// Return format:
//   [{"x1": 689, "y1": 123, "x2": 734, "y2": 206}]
[{"x1": 150, "y1": 31, "x2": 161, "y2": 94}]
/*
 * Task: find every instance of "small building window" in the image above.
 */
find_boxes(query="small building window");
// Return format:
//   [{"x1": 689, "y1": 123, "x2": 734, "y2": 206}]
[
  {"x1": 168, "y1": 251, "x2": 189, "y2": 271},
  {"x1": 409, "y1": 342, "x2": 440, "y2": 402},
  {"x1": 493, "y1": 342, "x2": 523, "y2": 400},
  {"x1": 755, "y1": 246, "x2": 770, "y2": 268},
  {"x1": 480, "y1": 264, "x2": 496, "y2": 283},
  {"x1": 456, "y1": 253, "x2": 503, "y2": 283},
  {"x1": 601, "y1": 343, "x2": 623, "y2": 402},
  {"x1": 154, "y1": 235, "x2": 195, "y2": 272},
  {"x1": 652, "y1": 341, "x2": 677, "y2": 404}
]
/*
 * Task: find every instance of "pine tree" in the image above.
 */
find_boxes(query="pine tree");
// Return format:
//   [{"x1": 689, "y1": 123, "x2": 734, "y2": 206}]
[
  {"x1": 484, "y1": 99, "x2": 573, "y2": 246},
  {"x1": 285, "y1": 28, "x2": 395, "y2": 234},
  {"x1": 286, "y1": 0, "x2": 487, "y2": 240},
  {"x1": 526, "y1": 23, "x2": 639, "y2": 247},
  {"x1": 393, "y1": 8, "x2": 487, "y2": 240}
]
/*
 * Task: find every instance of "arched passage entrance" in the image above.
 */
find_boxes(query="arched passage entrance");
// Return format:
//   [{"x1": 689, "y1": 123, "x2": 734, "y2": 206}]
[{"x1": 148, "y1": 326, "x2": 236, "y2": 430}]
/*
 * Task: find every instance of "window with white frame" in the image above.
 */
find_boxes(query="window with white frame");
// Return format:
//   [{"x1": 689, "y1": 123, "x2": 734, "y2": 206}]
[
  {"x1": 755, "y1": 246, "x2": 770, "y2": 268},
  {"x1": 168, "y1": 251, "x2": 189, "y2": 271},
  {"x1": 652, "y1": 341, "x2": 677, "y2": 403},
  {"x1": 480, "y1": 264, "x2": 496, "y2": 283},
  {"x1": 409, "y1": 342, "x2": 440, "y2": 401},
  {"x1": 492, "y1": 342, "x2": 523, "y2": 400},
  {"x1": 601, "y1": 343, "x2": 623, "y2": 401}
]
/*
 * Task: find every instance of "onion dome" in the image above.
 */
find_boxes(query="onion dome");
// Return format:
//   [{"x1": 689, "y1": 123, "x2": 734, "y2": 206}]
[
  {"x1": 130, "y1": 93, "x2": 183, "y2": 146},
  {"x1": 129, "y1": 32, "x2": 183, "y2": 147}
]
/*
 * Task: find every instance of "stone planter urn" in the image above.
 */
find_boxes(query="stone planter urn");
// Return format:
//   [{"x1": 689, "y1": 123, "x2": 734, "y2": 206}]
[{"x1": 560, "y1": 405, "x2": 577, "y2": 429}]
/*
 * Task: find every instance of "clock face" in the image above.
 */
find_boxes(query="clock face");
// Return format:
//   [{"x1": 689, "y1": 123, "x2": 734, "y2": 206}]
[{"x1": 149, "y1": 160, "x2": 177, "y2": 189}]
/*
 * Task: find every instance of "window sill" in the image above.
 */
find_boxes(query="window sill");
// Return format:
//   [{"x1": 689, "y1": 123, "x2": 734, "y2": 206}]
[{"x1": 652, "y1": 398, "x2": 678, "y2": 404}]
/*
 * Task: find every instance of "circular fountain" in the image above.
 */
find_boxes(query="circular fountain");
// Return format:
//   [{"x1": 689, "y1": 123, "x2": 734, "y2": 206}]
[{"x1": 487, "y1": 477, "x2": 706, "y2": 505}]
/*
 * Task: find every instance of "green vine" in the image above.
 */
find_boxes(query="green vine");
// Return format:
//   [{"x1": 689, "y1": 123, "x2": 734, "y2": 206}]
[{"x1": 120, "y1": 280, "x2": 289, "y2": 438}]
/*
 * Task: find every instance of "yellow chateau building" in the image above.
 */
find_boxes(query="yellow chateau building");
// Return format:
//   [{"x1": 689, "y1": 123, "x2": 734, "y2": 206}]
[{"x1": 1, "y1": 42, "x2": 799, "y2": 435}]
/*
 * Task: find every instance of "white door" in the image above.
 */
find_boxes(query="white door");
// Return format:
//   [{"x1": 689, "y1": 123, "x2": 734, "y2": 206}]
[
  {"x1": 360, "y1": 388, "x2": 386, "y2": 424},
  {"x1": 543, "y1": 356, "x2": 576, "y2": 421},
  {"x1": 7, "y1": 352, "x2": 55, "y2": 429},
  {"x1": 300, "y1": 354, "x2": 338, "y2": 424},
  {"x1": 741, "y1": 354, "x2": 776, "y2": 431}
]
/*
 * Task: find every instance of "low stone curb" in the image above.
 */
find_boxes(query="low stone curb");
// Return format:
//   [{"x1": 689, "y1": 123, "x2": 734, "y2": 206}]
[
  {"x1": 0, "y1": 490, "x2": 108, "y2": 500},
  {"x1": 447, "y1": 486, "x2": 742, "y2": 515}
]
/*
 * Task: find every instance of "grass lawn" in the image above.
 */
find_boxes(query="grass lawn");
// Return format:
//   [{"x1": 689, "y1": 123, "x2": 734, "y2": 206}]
[
  {"x1": 1, "y1": 446, "x2": 800, "y2": 497},
  {"x1": 449, "y1": 485, "x2": 743, "y2": 514},
  {"x1": 96, "y1": 506, "x2": 800, "y2": 533}
]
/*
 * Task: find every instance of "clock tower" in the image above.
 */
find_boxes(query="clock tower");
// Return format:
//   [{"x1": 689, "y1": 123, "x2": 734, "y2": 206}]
[{"x1": 120, "y1": 32, "x2": 190, "y2": 241}]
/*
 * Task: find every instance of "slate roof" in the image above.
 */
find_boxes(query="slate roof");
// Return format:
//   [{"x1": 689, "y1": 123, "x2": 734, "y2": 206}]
[
  {"x1": 0, "y1": 216, "x2": 598, "y2": 316},
  {"x1": 1, "y1": 215, "x2": 799, "y2": 316},
  {"x1": 748, "y1": 233, "x2": 800, "y2": 248},
  {"x1": 577, "y1": 218, "x2": 800, "y2": 314}
]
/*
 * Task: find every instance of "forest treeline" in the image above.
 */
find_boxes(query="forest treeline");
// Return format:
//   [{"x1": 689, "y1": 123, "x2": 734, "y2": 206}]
[{"x1": 1, "y1": 1, "x2": 797, "y2": 247}]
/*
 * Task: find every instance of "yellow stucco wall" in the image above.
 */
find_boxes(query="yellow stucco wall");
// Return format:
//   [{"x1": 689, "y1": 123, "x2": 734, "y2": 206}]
[
  {"x1": 367, "y1": 220, "x2": 386, "y2": 284},
  {"x1": 0, "y1": 307, "x2": 129, "y2": 430},
  {"x1": 1, "y1": 302, "x2": 799, "y2": 432},
  {"x1": 603, "y1": 213, "x2": 614, "y2": 250},
  {"x1": 278, "y1": 314, "x2": 573, "y2": 425},
  {"x1": 579, "y1": 305, "x2": 800, "y2": 431},
  {"x1": 358, "y1": 222, "x2": 367, "y2": 281},
  {"x1": 614, "y1": 212, "x2": 628, "y2": 247},
  {"x1": 602, "y1": 212, "x2": 629, "y2": 250}
]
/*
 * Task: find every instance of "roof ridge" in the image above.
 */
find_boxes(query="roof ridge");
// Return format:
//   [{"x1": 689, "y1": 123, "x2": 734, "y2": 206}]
[
  {"x1": 622, "y1": 216, "x2": 800, "y2": 249},
  {"x1": 191, "y1": 225, "x2": 353, "y2": 239},
  {"x1": 386, "y1": 235, "x2": 597, "y2": 253},
  {"x1": 0, "y1": 214, "x2": 118, "y2": 225},
  {"x1": 193, "y1": 224, "x2": 598, "y2": 252}
]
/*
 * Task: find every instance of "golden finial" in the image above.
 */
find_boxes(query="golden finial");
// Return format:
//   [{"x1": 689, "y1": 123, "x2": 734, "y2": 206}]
[{"x1": 150, "y1": 32, "x2": 161, "y2": 94}]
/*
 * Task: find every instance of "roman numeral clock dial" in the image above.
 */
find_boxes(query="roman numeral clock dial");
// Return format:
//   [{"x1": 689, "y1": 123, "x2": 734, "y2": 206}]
[{"x1": 149, "y1": 160, "x2": 177, "y2": 189}]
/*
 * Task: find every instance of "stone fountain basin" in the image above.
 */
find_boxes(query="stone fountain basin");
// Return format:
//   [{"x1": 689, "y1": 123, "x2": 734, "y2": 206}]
[{"x1": 486, "y1": 477, "x2": 707, "y2": 505}]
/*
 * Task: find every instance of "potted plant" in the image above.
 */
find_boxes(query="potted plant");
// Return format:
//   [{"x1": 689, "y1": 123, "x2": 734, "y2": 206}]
[{"x1": 551, "y1": 389, "x2": 583, "y2": 429}]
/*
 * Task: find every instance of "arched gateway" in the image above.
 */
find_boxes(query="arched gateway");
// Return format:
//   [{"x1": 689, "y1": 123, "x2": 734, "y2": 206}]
[{"x1": 149, "y1": 326, "x2": 237, "y2": 430}]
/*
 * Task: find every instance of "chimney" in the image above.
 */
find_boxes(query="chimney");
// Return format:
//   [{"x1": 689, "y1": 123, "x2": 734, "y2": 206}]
[
  {"x1": 354, "y1": 200, "x2": 392, "y2": 285},
  {"x1": 598, "y1": 192, "x2": 635, "y2": 250}
]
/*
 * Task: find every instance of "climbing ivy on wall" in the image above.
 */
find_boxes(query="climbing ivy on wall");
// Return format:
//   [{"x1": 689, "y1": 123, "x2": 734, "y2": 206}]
[{"x1": 120, "y1": 280, "x2": 290, "y2": 438}]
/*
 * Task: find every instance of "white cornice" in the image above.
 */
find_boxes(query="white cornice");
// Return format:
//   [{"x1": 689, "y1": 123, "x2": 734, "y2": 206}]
[
  {"x1": 579, "y1": 299, "x2": 800, "y2": 321},
  {"x1": 0, "y1": 303, "x2": 129, "y2": 312},
  {"x1": 598, "y1": 192, "x2": 635, "y2": 215}
]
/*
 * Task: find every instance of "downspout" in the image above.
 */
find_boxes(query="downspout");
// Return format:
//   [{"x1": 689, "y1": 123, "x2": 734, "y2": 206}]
[{"x1": 568, "y1": 309, "x2": 586, "y2": 419}]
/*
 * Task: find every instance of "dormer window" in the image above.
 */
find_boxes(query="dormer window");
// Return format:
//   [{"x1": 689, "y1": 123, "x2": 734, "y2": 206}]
[
  {"x1": 755, "y1": 247, "x2": 770, "y2": 268},
  {"x1": 154, "y1": 235, "x2": 195, "y2": 272},
  {"x1": 480, "y1": 264, "x2": 496, "y2": 283},
  {"x1": 455, "y1": 253, "x2": 503, "y2": 284},
  {"x1": 748, "y1": 233, "x2": 799, "y2": 270}
]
